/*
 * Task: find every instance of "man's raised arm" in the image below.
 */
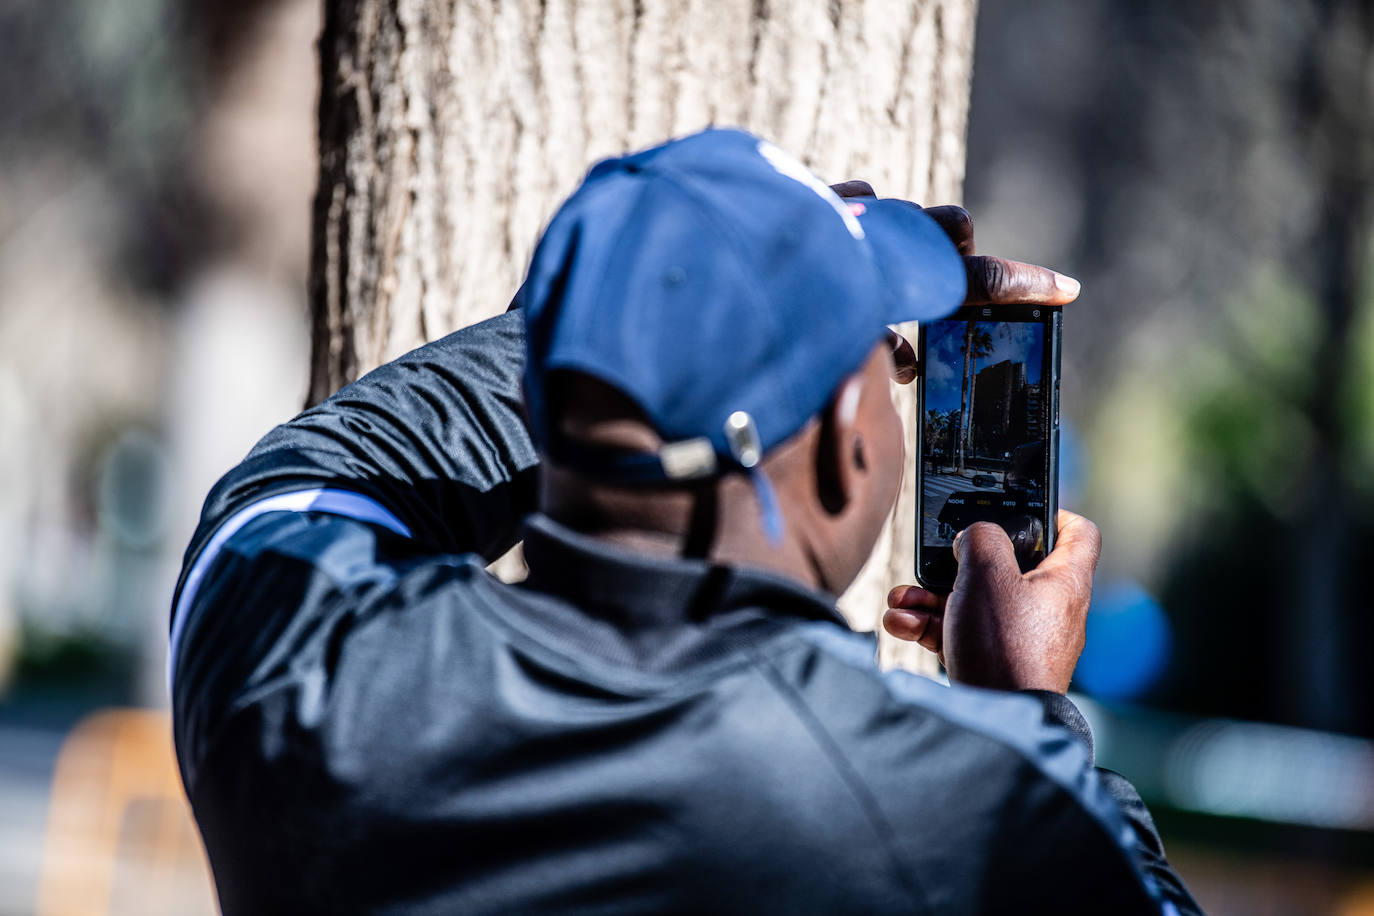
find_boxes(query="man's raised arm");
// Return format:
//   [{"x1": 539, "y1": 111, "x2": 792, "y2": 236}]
[{"x1": 174, "y1": 308, "x2": 537, "y2": 610}]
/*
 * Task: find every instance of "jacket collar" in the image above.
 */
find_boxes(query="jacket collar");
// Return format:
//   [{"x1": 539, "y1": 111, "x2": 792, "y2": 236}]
[{"x1": 519, "y1": 514, "x2": 849, "y2": 636}]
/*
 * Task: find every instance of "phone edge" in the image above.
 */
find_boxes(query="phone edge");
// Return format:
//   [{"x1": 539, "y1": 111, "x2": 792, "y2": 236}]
[{"x1": 912, "y1": 306, "x2": 1063, "y2": 591}]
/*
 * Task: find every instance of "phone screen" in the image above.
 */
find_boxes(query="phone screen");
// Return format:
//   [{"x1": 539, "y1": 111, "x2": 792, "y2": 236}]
[{"x1": 916, "y1": 305, "x2": 1061, "y2": 590}]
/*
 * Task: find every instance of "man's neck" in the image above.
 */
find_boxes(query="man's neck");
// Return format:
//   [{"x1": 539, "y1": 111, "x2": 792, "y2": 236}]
[{"x1": 541, "y1": 468, "x2": 826, "y2": 593}]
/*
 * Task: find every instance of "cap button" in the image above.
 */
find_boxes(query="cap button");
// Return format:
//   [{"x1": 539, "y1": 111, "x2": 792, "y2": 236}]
[{"x1": 725, "y1": 411, "x2": 762, "y2": 468}]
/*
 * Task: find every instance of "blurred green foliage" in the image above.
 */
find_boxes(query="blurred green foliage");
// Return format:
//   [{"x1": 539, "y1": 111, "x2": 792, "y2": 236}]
[
  {"x1": 1344, "y1": 269, "x2": 1374, "y2": 499},
  {"x1": 1189, "y1": 265, "x2": 1320, "y2": 519},
  {"x1": 13, "y1": 618, "x2": 136, "y2": 695}
]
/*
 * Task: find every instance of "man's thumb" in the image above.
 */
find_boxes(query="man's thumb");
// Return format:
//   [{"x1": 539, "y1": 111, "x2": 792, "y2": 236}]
[
  {"x1": 953, "y1": 522, "x2": 1021, "y2": 581},
  {"x1": 1033, "y1": 509, "x2": 1102, "y2": 582}
]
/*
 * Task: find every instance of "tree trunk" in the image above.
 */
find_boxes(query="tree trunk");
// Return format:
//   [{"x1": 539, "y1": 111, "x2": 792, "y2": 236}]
[{"x1": 309, "y1": 0, "x2": 980, "y2": 675}]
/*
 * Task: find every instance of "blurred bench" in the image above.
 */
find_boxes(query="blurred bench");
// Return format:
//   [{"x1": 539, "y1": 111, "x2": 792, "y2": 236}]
[{"x1": 36, "y1": 708, "x2": 216, "y2": 916}]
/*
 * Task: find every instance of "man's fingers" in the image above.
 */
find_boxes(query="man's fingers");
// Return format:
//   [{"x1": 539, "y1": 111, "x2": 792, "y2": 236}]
[
  {"x1": 964, "y1": 256, "x2": 1080, "y2": 306},
  {"x1": 1055, "y1": 509, "x2": 1102, "y2": 555},
  {"x1": 830, "y1": 179, "x2": 876, "y2": 199},
  {"x1": 921, "y1": 205, "x2": 975, "y2": 255},
  {"x1": 883, "y1": 608, "x2": 929, "y2": 641},
  {"x1": 1032, "y1": 510, "x2": 1102, "y2": 587},
  {"x1": 882, "y1": 608, "x2": 943, "y2": 654},
  {"x1": 885, "y1": 585, "x2": 945, "y2": 653},
  {"x1": 886, "y1": 330, "x2": 918, "y2": 385},
  {"x1": 832, "y1": 202, "x2": 1079, "y2": 305},
  {"x1": 826, "y1": 195, "x2": 977, "y2": 261},
  {"x1": 887, "y1": 583, "x2": 945, "y2": 611},
  {"x1": 953, "y1": 521, "x2": 1022, "y2": 582},
  {"x1": 918, "y1": 619, "x2": 942, "y2": 655}
]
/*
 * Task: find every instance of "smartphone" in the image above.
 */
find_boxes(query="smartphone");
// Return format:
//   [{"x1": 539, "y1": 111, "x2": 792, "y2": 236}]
[{"x1": 915, "y1": 304, "x2": 1062, "y2": 592}]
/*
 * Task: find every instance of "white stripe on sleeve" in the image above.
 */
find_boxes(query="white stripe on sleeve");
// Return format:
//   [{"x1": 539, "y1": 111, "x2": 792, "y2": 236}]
[{"x1": 167, "y1": 487, "x2": 412, "y2": 695}]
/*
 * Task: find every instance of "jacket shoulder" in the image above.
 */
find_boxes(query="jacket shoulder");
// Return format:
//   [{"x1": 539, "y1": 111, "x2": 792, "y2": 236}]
[{"x1": 758, "y1": 623, "x2": 1166, "y2": 914}]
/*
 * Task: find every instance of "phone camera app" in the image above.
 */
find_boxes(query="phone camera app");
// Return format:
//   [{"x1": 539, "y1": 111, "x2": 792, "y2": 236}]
[{"x1": 921, "y1": 316, "x2": 1049, "y2": 565}]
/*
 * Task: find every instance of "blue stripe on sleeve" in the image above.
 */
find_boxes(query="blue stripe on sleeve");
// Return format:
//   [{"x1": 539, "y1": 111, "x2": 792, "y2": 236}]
[{"x1": 167, "y1": 487, "x2": 412, "y2": 695}]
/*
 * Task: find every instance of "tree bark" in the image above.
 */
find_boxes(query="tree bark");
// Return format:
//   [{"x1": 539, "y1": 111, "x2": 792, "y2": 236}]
[{"x1": 309, "y1": 0, "x2": 979, "y2": 674}]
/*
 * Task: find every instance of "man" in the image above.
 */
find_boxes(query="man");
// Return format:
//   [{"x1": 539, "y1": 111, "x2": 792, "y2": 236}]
[{"x1": 170, "y1": 128, "x2": 1202, "y2": 914}]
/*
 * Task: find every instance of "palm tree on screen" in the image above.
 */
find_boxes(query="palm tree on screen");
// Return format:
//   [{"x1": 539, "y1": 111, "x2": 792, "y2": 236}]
[{"x1": 957, "y1": 321, "x2": 993, "y2": 473}]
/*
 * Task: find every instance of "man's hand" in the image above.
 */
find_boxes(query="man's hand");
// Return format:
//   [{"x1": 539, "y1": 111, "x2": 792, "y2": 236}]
[
  {"x1": 827, "y1": 182, "x2": 1095, "y2": 692},
  {"x1": 828, "y1": 182, "x2": 1080, "y2": 307},
  {"x1": 883, "y1": 510, "x2": 1102, "y2": 694},
  {"x1": 827, "y1": 182, "x2": 1079, "y2": 384}
]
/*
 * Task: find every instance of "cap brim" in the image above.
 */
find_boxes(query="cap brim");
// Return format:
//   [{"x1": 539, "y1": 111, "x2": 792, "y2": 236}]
[{"x1": 854, "y1": 197, "x2": 967, "y2": 323}]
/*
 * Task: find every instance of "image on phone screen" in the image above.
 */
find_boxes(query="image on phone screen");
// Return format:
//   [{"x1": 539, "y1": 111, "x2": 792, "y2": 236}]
[{"x1": 918, "y1": 306, "x2": 1059, "y2": 588}]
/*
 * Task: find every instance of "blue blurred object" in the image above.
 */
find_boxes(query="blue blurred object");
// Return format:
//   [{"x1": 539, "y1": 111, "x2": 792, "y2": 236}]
[{"x1": 1077, "y1": 580, "x2": 1173, "y2": 700}]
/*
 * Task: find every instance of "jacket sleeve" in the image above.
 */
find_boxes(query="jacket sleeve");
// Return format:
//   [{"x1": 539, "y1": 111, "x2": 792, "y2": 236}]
[
  {"x1": 781, "y1": 626, "x2": 1205, "y2": 915},
  {"x1": 174, "y1": 309, "x2": 538, "y2": 599},
  {"x1": 1025, "y1": 690, "x2": 1205, "y2": 916},
  {"x1": 169, "y1": 310, "x2": 538, "y2": 788}
]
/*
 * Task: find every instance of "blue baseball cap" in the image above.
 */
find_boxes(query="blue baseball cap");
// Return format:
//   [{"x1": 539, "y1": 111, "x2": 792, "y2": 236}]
[{"x1": 521, "y1": 127, "x2": 965, "y2": 533}]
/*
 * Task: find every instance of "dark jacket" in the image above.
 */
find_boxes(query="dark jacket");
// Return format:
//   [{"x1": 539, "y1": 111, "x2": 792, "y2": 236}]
[{"x1": 170, "y1": 311, "x2": 1201, "y2": 915}]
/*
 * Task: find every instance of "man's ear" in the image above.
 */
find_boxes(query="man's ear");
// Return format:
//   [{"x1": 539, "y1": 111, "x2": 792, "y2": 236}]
[{"x1": 816, "y1": 372, "x2": 866, "y2": 515}]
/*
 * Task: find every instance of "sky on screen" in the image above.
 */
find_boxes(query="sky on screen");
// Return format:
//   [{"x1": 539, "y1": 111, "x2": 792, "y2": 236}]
[{"x1": 925, "y1": 320, "x2": 1044, "y2": 413}]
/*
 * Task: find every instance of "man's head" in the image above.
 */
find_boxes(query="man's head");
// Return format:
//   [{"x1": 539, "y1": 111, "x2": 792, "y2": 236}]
[{"x1": 520, "y1": 128, "x2": 965, "y2": 594}]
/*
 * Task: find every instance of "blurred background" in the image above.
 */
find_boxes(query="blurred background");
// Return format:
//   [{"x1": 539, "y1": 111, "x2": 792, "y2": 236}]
[{"x1": 0, "y1": 0, "x2": 1369, "y2": 914}]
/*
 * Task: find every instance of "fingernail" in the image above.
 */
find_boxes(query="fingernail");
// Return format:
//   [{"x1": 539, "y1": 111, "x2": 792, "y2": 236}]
[{"x1": 1055, "y1": 273, "x2": 1080, "y2": 296}]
